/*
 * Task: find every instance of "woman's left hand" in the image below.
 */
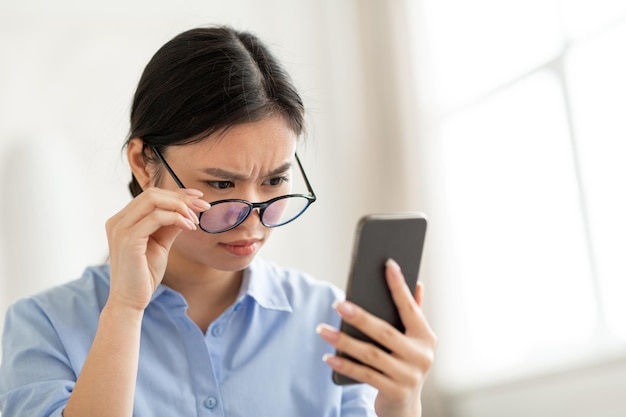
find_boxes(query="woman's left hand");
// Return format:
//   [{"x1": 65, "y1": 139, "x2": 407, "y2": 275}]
[{"x1": 317, "y1": 259, "x2": 437, "y2": 417}]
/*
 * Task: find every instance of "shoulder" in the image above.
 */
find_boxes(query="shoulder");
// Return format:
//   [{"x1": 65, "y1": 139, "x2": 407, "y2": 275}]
[
  {"x1": 0, "y1": 267, "x2": 110, "y2": 407},
  {"x1": 5, "y1": 265, "x2": 110, "y2": 328}
]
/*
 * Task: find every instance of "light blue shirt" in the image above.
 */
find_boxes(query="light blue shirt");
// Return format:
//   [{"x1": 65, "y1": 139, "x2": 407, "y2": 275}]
[{"x1": 0, "y1": 257, "x2": 377, "y2": 416}]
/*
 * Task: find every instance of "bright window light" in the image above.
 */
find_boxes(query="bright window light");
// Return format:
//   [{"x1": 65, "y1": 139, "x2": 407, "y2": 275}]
[
  {"x1": 435, "y1": 70, "x2": 597, "y2": 389},
  {"x1": 421, "y1": 0, "x2": 563, "y2": 110},
  {"x1": 416, "y1": 0, "x2": 626, "y2": 393},
  {"x1": 560, "y1": 0, "x2": 626, "y2": 39},
  {"x1": 566, "y1": 23, "x2": 626, "y2": 341}
]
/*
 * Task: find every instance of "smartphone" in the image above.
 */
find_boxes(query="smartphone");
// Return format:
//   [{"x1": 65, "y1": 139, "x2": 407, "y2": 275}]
[{"x1": 332, "y1": 212, "x2": 427, "y2": 385}]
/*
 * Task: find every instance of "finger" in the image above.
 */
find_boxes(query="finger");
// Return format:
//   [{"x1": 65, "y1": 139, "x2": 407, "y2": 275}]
[
  {"x1": 415, "y1": 281, "x2": 424, "y2": 307},
  {"x1": 385, "y1": 259, "x2": 429, "y2": 336},
  {"x1": 108, "y1": 210, "x2": 196, "y2": 259},
  {"x1": 317, "y1": 323, "x2": 419, "y2": 386},
  {"x1": 332, "y1": 301, "x2": 414, "y2": 360},
  {"x1": 183, "y1": 187, "x2": 211, "y2": 212},
  {"x1": 130, "y1": 208, "x2": 198, "y2": 238},
  {"x1": 324, "y1": 352, "x2": 424, "y2": 404},
  {"x1": 115, "y1": 187, "x2": 208, "y2": 230},
  {"x1": 145, "y1": 222, "x2": 187, "y2": 259},
  {"x1": 322, "y1": 352, "x2": 409, "y2": 396},
  {"x1": 108, "y1": 205, "x2": 197, "y2": 250}
]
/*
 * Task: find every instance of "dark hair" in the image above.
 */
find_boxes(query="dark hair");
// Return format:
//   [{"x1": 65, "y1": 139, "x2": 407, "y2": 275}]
[{"x1": 125, "y1": 26, "x2": 305, "y2": 197}]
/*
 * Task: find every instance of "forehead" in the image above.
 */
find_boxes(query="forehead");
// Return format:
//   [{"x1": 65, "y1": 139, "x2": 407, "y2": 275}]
[
  {"x1": 212, "y1": 116, "x2": 298, "y2": 152},
  {"x1": 168, "y1": 115, "x2": 299, "y2": 169}
]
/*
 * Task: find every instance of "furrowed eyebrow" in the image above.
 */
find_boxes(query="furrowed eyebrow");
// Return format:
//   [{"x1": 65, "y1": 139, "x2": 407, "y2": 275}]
[
  {"x1": 199, "y1": 168, "x2": 247, "y2": 181},
  {"x1": 265, "y1": 162, "x2": 292, "y2": 178},
  {"x1": 199, "y1": 162, "x2": 292, "y2": 181}
]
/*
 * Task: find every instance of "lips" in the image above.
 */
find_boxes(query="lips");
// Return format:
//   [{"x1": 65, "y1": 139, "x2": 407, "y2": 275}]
[{"x1": 219, "y1": 239, "x2": 261, "y2": 256}]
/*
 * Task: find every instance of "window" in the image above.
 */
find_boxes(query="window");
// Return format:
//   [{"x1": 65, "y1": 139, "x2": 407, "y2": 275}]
[{"x1": 413, "y1": 0, "x2": 626, "y2": 390}]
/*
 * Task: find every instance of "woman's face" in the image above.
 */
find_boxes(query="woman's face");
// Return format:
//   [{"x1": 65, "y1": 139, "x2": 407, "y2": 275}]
[{"x1": 154, "y1": 115, "x2": 299, "y2": 273}]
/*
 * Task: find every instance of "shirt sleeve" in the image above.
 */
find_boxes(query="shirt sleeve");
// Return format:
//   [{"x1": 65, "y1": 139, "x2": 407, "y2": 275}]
[{"x1": 0, "y1": 297, "x2": 76, "y2": 417}]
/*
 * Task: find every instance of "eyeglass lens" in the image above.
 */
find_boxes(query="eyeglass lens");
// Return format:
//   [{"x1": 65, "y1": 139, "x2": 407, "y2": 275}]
[{"x1": 198, "y1": 195, "x2": 311, "y2": 233}]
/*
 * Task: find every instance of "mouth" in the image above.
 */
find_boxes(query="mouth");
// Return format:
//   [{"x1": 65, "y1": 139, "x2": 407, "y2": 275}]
[{"x1": 219, "y1": 239, "x2": 262, "y2": 256}]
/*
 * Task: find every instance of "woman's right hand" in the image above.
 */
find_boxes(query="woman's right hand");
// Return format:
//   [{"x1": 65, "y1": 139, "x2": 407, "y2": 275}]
[{"x1": 104, "y1": 187, "x2": 210, "y2": 312}]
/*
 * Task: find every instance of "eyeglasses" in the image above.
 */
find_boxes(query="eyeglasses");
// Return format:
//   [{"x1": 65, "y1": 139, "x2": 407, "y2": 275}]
[{"x1": 150, "y1": 145, "x2": 317, "y2": 233}]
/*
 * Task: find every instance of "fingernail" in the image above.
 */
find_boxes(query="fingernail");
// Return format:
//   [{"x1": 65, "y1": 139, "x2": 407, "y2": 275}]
[
  {"x1": 316, "y1": 323, "x2": 339, "y2": 341},
  {"x1": 322, "y1": 353, "x2": 342, "y2": 368},
  {"x1": 386, "y1": 258, "x2": 401, "y2": 272},
  {"x1": 334, "y1": 301, "x2": 356, "y2": 318},
  {"x1": 191, "y1": 198, "x2": 211, "y2": 210},
  {"x1": 187, "y1": 208, "x2": 199, "y2": 225},
  {"x1": 185, "y1": 218, "x2": 197, "y2": 230},
  {"x1": 184, "y1": 189, "x2": 204, "y2": 197}
]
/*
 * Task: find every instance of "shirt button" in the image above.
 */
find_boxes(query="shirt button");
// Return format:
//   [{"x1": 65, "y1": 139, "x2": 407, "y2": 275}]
[
  {"x1": 204, "y1": 396, "x2": 218, "y2": 409},
  {"x1": 211, "y1": 325, "x2": 223, "y2": 337}
]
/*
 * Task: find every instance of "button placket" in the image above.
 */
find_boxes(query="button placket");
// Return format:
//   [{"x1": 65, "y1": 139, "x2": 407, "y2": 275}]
[
  {"x1": 210, "y1": 324, "x2": 224, "y2": 337},
  {"x1": 204, "y1": 396, "x2": 218, "y2": 410}
]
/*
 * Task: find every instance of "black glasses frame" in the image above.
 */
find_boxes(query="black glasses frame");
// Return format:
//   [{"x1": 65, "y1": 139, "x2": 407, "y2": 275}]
[{"x1": 150, "y1": 145, "x2": 317, "y2": 233}]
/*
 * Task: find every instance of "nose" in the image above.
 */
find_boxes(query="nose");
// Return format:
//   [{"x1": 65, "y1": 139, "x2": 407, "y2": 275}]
[
  {"x1": 239, "y1": 206, "x2": 262, "y2": 228},
  {"x1": 234, "y1": 188, "x2": 264, "y2": 228}
]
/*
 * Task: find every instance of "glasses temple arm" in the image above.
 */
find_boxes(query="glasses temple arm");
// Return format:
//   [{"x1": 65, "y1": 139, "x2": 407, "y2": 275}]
[
  {"x1": 295, "y1": 153, "x2": 316, "y2": 199},
  {"x1": 150, "y1": 145, "x2": 187, "y2": 189}
]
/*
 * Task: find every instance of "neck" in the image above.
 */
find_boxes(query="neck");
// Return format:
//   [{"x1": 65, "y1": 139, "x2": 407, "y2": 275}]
[{"x1": 163, "y1": 253, "x2": 244, "y2": 333}]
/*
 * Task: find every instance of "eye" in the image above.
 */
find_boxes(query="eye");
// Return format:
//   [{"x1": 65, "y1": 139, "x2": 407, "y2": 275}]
[
  {"x1": 265, "y1": 176, "x2": 289, "y2": 186},
  {"x1": 207, "y1": 180, "x2": 234, "y2": 190}
]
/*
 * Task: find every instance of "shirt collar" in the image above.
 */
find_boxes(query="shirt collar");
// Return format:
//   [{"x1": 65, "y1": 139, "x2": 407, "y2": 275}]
[
  {"x1": 237, "y1": 257, "x2": 293, "y2": 313},
  {"x1": 150, "y1": 257, "x2": 293, "y2": 313}
]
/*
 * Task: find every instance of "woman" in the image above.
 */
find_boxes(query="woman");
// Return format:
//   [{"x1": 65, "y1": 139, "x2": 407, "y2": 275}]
[{"x1": 0, "y1": 26, "x2": 436, "y2": 417}]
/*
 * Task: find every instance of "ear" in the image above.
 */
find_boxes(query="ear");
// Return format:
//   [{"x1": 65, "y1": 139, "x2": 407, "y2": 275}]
[{"x1": 127, "y1": 138, "x2": 153, "y2": 188}]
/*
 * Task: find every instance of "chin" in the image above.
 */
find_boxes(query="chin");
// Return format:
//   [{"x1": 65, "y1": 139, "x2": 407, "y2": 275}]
[{"x1": 215, "y1": 253, "x2": 258, "y2": 273}]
